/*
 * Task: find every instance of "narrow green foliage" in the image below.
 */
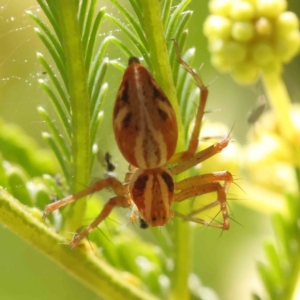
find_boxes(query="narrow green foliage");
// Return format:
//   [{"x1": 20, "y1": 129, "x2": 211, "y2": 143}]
[
  {"x1": 28, "y1": 0, "x2": 110, "y2": 194},
  {"x1": 90, "y1": 60, "x2": 109, "y2": 112},
  {"x1": 78, "y1": 0, "x2": 89, "y2": 31},
  {"x1": 91, "y1": 84, "x2": 107, "y2": 144},
  {"x1": 176, "y1": 48, "x2": 195, "y2": 101},
  {"x1": 42, "y1": 132, "x2": 71, "y2": 183},
  {"x1": 85, "y1": 8, "x2": 106, "y2": 68},
  {"x1": 105, "y1": 13, "x2": 151, "y2": 67},
  {"x1": 34, "y1": 28, "x2": 68, "y2": 86},
  {"x1": 38, "y1": 79, "x2": 71, "y2": 137},
  {"x1": 110, "y1": 0, "x2": 149, "y2": 52},
  {"x1": 109, "y1": 59, "x2": 126, "y2": 72},
  {"x1": 27, "y1": 11, "x2": 64, "y2": 61},
  {"x1": 36, "y1": 53, "x2": 69, "y2": 113},
  {"x1": 7, "y1": 167, "x2": 33, "y2": 207},
  {"x1": 81, "y1": 0, "x2": 98, "y2": 51},
  {"x1": 165, "y1": 0, "x2": 191, "y2": 42},
  {"x1": 42, "y1": 174, "x2": 65, "y2": 200},
  {"x1": 258, "y1": 193, "x2": 300, "y2": 299},
  {"x1": 36, "y1": 0, "x2": 62, "y2": 42},
  {"x1": 168, "y1": 11, "x2": 193, "y2": 69},
  {"x1": 162, "y1": 0, "x2": 173, "y2": 28},
  {"x1": 88, "y1": 36, "x2": 110, "y2": 92},
  {"x1": 109, "y1": 36, "x2": 133, "y2": 57},
  {"x1": 0, "y1": 119, "x2": 56, "y2": 177},
  {"x1": 128, "y1": 0, "x2": 143, "y2": 29},
  {"x1": 0, "y1": 154, "x2": 9, "y2": 188},
  {"x1": 37, "y1": 107, "x2": 70, "y2": 161}
]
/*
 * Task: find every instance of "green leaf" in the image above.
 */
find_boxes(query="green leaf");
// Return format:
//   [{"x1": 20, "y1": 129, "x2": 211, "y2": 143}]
[
  {"x1": 0, "y1": 119, "x2": 56, "y2": 177},
  {"x1": 0, "y1": 190, "x2": 160, "y2": 300},
  {"x1": 36, "y1": 53, "x2": 69, "y2": 113},
  {"x1": 7, "y1": 167, "x2": 34, "y2": 207},
  {"x1": 38, "y1": 107, "x2": 71, "y2": 162},
  {"x1": 85, "y1": 8, "x2": 106, "y2": 68}
]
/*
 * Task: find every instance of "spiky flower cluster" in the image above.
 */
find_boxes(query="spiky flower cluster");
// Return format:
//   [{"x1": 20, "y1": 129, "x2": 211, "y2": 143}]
[{"x1": 204, "y1": 0, "x2": 300, "y2": 84}]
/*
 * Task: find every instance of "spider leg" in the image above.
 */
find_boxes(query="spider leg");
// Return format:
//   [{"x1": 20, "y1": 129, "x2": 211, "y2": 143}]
[
  {"x1": 124, "y1": 164, "x2": 137, "y2": 183},
  {"x1": 175, "y1": 171, "x2": 232, "y2": 192},
  {"x1": 43, "y1": 177, "x2": 126, "y2": 216},
  {"x1": 69, "y1": 195, "x2": 132, "y2": 248},
  {"x1": 174, "y1": 211, "x2": 218, "y2": 227},
  {"x1": 129, "y1": 204, "x2": 139, "y2": 223},
  {"x1": 171, "y1": 136, "x2": 230, "y2": 175},
  {"x1": 169, "y1": 39, "x2": 208, "y2": 163},
  {"x1": 174, "y1": 172, "x2": 233, "y2": 229}
]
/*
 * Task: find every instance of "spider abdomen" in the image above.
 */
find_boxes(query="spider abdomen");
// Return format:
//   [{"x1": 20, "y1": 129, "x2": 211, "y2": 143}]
[
  {"x1": 113, "y1": 57, "x2": 178, "y2": 169},
  {"x1": 129, "y1": 167, "x2": 174, "y2": 226}
]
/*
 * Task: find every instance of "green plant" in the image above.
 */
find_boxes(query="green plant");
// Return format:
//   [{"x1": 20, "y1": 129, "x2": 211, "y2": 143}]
[
  {"x1": 0, "y1": 0, "x2": 216, "y2": 299},
  {"x1": 204, "y1": 0, "x2": 300, "y2": 299},
  {"x1": 1, "y1": 1, "x2": 300, "y2": 299}
]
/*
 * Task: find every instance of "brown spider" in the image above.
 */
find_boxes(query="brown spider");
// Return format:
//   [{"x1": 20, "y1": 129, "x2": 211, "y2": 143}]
[{"x1": 43, "y1": 40, "x2": 233, "y2": 247}]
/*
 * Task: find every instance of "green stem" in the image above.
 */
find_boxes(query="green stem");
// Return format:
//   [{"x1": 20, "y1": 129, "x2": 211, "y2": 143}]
[
  {"x1": 53, "y1": 0, "x2": 91, "y2": 229},
  {"x1": 0, "y1": 190, "x2": 159, "y2": 300},
  {"x1": 140, "y1": 1, "x2": 191, "y2": 299},
  {"x1": 139, "y1": 0, "x2": 182, "y2": 138},
  {"x1": 288, "y1": 255, "x2": 300, "y2": 300},
  {"x1": 261, "y1": 71, "x2": 294, "y2": 143}
]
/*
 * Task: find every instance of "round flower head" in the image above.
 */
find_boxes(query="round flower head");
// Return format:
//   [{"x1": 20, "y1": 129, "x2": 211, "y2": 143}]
[{"x1": 204, "y1": 0, "x2": 300, "y2": 84}]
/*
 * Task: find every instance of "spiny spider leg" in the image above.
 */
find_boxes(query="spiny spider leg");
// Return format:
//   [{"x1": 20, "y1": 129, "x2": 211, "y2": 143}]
[
  {"x1": 171, "y1": 135, "x2": 230, "y2": 175},
  {"x1": 171, "y1": 145, "x2": 232, "y2": 228},
  {"x1": 174, "y1": 181, "x2": 230, "y2": 229},
  {"x1": 170, "y1": 39, "x2": 208, "y2": 162},
  {"x1": 174, "y1": 211, "x2": 222, "y2": 228},
  {"x1": 167, "y1": 40, "x2": 233, "y2": 229},
  {"x1": 43, "y1": 177, "x2": 127, "y2": 216},
  {"x1": 69, "y1": 195, "x2": 132, "y2": 248},
  {"x1": 175, "y1": 171, "x2": 232, "y2": 191},
  {"x1": 43, "y1": 177, "x2": 133, "y2": 247}
]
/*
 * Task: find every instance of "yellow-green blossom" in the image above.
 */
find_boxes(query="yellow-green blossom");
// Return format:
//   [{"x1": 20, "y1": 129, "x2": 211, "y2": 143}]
[{"x1": 204, "y1": 0, "x2": 300, "y2": 84}]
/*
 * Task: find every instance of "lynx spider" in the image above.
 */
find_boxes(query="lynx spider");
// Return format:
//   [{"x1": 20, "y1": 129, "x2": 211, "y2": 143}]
[{"x1": 44, "y1": 40, "x2": 233, "y2": 248}]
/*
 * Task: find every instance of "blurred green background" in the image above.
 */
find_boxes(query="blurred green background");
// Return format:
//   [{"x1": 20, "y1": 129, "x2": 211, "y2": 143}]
[{"x1": 0, "y1": 1, "x2": 299, "y2": 299}]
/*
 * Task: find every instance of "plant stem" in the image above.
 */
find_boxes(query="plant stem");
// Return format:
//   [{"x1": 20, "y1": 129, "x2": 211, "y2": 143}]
[
  {"x1": 288, "y1": 255, "x2": 300, "y2": 300},
  {"x1": 139, "y1": 0, "x2": 182, "y2": 138},
  {"x1": 53, "y1": 0, "x2": 91, "y2": 229},
  {"x1": 140, "y1": 1, "x2": 191, "y2": 299},
  {"x1": 261, "y1": 71, "x2": 295, "y2": 143},
  {"x1": 0, "y1": 190, "x2": 159, "y2": 300}
]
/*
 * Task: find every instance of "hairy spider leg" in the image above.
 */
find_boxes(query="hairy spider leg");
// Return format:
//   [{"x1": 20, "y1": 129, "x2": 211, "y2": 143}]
[
  {"x1": 170, "y1": 133, "x2": 232, "y2": 229},
  {"x1": 171, "y1": 136, "x2": 230, "y2": 175},
  {"x1": 174, "y1": 171, "x2": 233, "y2": 229},
  {"x1": 173, "y1": 183, "x2": 227, "y2": 228},
  {"x1": 43, "y1": 177, "x2": 133, "y2": 247},
  {"x1": 169, "y1": 39, "x2": 208, "y2": 163},
  {"x1": 69, "y1": 194, "x2": 132, "y2": 248},
  {"x1": 43, "y1": 177, "x2": 127, "y2": 215},
  {"x1": 169, "y1": 40, "x2": 233, "y2": 229}
]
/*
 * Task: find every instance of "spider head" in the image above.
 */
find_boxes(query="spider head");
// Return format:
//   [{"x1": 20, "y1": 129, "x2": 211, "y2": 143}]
[{"x1": 129, "y1": 167, "x2": 174, "y2": 226}]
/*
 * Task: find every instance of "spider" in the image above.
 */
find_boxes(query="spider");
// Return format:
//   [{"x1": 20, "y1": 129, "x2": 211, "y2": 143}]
[{"x1": 43, "y1": 40, "x2": 233, "y2": 248}]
